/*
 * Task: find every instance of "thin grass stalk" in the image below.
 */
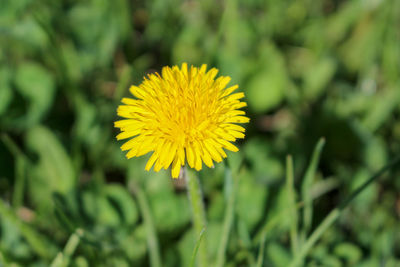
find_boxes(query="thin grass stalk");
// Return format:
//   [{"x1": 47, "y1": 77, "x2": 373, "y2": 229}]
[
  {"x1": 184, "y1": 167, "x2": 209, "y2": 267},
  {"x1": 301, "y1": 138, "x2": 325, "y2": 241},
  {"x1": 1, "y1": 134, "x2": 27, "y2": 209},
  {"x1": 255, "y1": 231, "x2": 266, "y2": 267},
  {"x1": 50, "y1": 228, "x2": 83, "y2": 267},
  {"x1": 215, "y1": 167, "x2": 236, "y2": 267},
  {"x1": 288, "y1": 155, "x2": 400, "y2": 267},
  {"x1": 253, "y1": 177, "x2": 338, "y2": 244},
  {"x1": 0, "y1": 200, "x2": 52, "y2": 259},
  {"x1": 130, "y1": 182, "x2": 162, "y2": 267},
  {"x1": 286, "y1": 155, "x2": 299, "y2": 255},
  {"x1": 13, "y1": 157, "x2": 26, "y2": 208},
  {"x1": 190, "y1": 228, "x2": 206, "y2": 267}
]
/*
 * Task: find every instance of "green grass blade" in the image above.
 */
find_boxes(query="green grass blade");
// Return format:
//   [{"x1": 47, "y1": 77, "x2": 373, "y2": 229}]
[
  {"x1": 253, "y1": 177, "x2": 339, "y2": 245},
  {"x1": 289, "y1": 155, "x2": 400, "y2": 267},
  {"x1": 286, "y1": 155, "x2": 299, "y2": 256},
  {"x1": 129, "y1": 182, "x2": 162, "y2": 267},
  {"x1": 13, "y1": 156, "x2": 26, "y2": 209},
  {"x1": 301, "y1": 138, "x2": 325, "y2": 239},
  {"x1": 50, "y1": 228, "x2": 83, "y2": 267},
  {"x1": 190, "y1": 228, "x2": 206, "y2": 267},
  {"x1": 255, "y1": 231, "x2": 266, "y2": 267},
  {"x1": 0, "y1": 200, "x2": 54, "y2": 259},
  {"x1": 114, "y1": 64, "x2": 132, "y2": 101},
  {"x1": 185, "y1": 168, "x2": 209, "y2": 267},
  {"x1": 1, "y1": 135, "x2": 28, "y2": 209},
  {"x1": 215, "y1": 167, "x2": 236, "y2": 267}
]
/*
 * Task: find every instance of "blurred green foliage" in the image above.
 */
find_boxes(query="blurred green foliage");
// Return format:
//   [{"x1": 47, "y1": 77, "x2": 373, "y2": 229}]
[{"x1": 1, "y1": 0, "x2": 400, "y2": 266}]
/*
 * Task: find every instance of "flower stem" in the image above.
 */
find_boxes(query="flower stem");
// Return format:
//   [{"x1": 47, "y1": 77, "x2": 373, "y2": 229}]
[
  {"x1": 215, "y1": 167, "x2": 236, "y2": 267},
  {"x1": 286, "y1": 155, "x2": 299, "y2": 256},
  {"x1": 288, "y1": 155, "x2": 400, "y2": 267},
  {"x1": 50, "y1": 228, "x2": 83, "y2": 267},
  {"x1": 184, "y1": 167, "x2": 209, "y2": 267},
  {"x1": 130, "y1": 182, "x2": 162, "y2": 267}
]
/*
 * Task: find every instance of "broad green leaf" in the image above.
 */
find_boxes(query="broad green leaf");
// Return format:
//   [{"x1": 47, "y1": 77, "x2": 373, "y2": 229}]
[
  {"x1": 82, "y1": 191, "x2": 119, "y2": 226},
  {"x1": 334, "y1": 242, "x2": 362, "y2": 265},
  {"x1": 362, "y1": 87, "x2": 400, "y2": 132},
  {"x1": 0, "y1": 67, "x2": 13, "y2": 116},
  {"x1": 68, "y1": 0, "x2": 130, "y2": 69},
  {"x1": 236, "y1": 170, "x2": 267, "y2": 231},
  {"x1": 243, "y1": 138, "x2": 283, "y2": 182},
  {"x1": 246, "y1": 43, "x2": 289, "y2": 113},
  {"x1": 11, "y1": 17, "x2": 49, "y2": 49},
  {"x1": 15, "y1": 62, "x2": 55, "y2": 126},
  {"x1": 172, "y1": 24, "x2": 206, "y2": 65},
  {"x1": 266, "y1": 243, "x2": 290, "y2": 267},
  {"x1": 150, "y1": 190, "x2": 191, "y2": 232},
  {"x1": 364, "y1": 136, "x2": 387, "y2": 171},
  {"x1": 123, "y1": 224, "x2": 148, "y2": 261},
  {"x1": 246, "y1": 69, "x2": 285, "y2": 113},
  {"x1": 339, "y1": 14, "x2": 380, "y2": 73},
  {"x1": 178, "y1": 228, "x2": 195, "y2": 267},
  {"x1": 26, "y1": 126, "x2": 75, "y2": 211},
  {"x1": 303, "y1": 57, "x2": 336, "y2": 100},
  {"x1": 325, "y1": 0, "x2": 363, "y2": 44},
  {"x1": 105, "y1": 184, "x2": 139, "y2": 225}
]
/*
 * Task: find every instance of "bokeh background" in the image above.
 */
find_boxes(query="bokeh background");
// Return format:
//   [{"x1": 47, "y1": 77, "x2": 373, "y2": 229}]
[{"x1": 1, "y1": 0, "x2": 400, "y2": 266}]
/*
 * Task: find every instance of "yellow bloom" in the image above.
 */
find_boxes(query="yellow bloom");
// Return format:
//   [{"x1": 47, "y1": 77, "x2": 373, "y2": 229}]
[{"x1": 115, "y1": 63, "x2": 249, "y2": 178}]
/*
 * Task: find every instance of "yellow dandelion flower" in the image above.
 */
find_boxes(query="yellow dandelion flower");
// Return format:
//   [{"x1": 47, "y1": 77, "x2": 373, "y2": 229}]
[{"x1": 115, "y1": 63, "x2": 249, "y2": 178}]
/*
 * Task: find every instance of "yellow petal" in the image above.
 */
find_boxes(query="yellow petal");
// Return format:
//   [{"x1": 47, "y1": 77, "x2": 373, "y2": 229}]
[
  {"x1": 116, "y1": 129, "x2": 141, "y2": 140},
  {"x1": 215, "y1": 128, "x2": 235, "y2": 141},
  {"x1": 136, "y1": 137, "x2": 155, "y2": 156},
  {"x1": 225, "y1": 116, "x2": 250, "y2": 124},
  {"x1": 121, "y1": 98, "x2": 138, "y2": 105},
  {"x1": 193, "y1": 143, "x2": 203, "y2": 171},
  {"x1": 171, "y1": 156, "x2": 181, "y2": 179},
  {"x1": 210, "y1": 139, "x2": 227, "y2": 158},
  {"x1": 222, "y1": 124, "x2": 246, "y2": 132},
  {"x1": 231, "y1": 102, "x2": 247, "y2": 109},
  {"x1": 217, "y1": 139, "x2": 239, "y2": 152},
  {"x1": 129, "y1": 85, "x2": 146, "y2": 99},
  {"x1": 199, "y1": 142, "x2": 213, "y2": 168},
  {"x1": 145, "y1": 152, "x2": 158, "y2": 170},
  {"x1": 121, "y1": 137, "x2": 139, "y2": 151},
  {"x1": 220, "y1": 85, "x2": 238, "y2": 98},
  {"x1": 204, "y1": 139, "x2": 222, "y2": 162},
  {"x1": 228, "y1": 130, "x2": 245, "y2": 139},
  {"x1": 226, "y1": 92, "x2": 245, "y2": 102},
  {"x1": 163, "y1": 143, "x2": 177, "y2": 169},
  {"x1": 186, "y1": 144, "x2": 195, "y2": 168},
  {"x1": 154, "y1": 157, "x2": 163, "y2": 172},
  {"x1": 177, "y1": 147, "x2": 185, "y2": 166},
  {"x1": 158, "y1": 141, "x2": 171, "y2": 167},
  {"x1": 114, "y1": 119, "x2": 134, "y2": 128}
]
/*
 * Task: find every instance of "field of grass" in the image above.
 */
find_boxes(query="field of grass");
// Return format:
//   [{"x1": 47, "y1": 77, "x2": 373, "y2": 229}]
[{"x1": 1, "y1": 0, "x2": 400, "y2": 266}]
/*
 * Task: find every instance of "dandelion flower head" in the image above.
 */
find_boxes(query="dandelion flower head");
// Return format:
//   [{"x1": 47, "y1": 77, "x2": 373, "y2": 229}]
[{"x1": 115, "y1": 63, "x2": 249, "y2": 178}]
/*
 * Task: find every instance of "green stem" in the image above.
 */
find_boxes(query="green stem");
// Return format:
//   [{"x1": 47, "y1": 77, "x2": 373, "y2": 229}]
[
  {"x1": 130, "y1": 183, "x2": 162, "y2": 267},
  {"x1": 215, "y1": 167, "x2": 236, "y2": 267},
  {"x1": 50, "y1": 228, "x2": 83, "y2": 267},
  {"x1": 1, "y1": 134, "x2": 28, "y2": 208},
  {"x1": 255, "y1": 231, "x2": 266, "y2": 267},
  {"x1": 253, "y1": 178, "x2": 338, "y2": 244},
  {"x1": 286, "y1": 155, "x2": 299, "y2": 256},
  {"x1": 288, "y1": 155, "x2": 400, "y2": 267},
  {"x1": 190, "y1": 228, "x2": 206, "y2": 267},
  {"x1": 185, "y1": 167, "x2": 209, "y2": 267},
  {"x1": 13, "y1": 156, "x2": 26, "y2": 208},
  {"x1": 0, "y1": 200, "x2": 53, "y2": 259},
  {"x1": 301, "y1": 138, "x2": 325, "y2": 241}
]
